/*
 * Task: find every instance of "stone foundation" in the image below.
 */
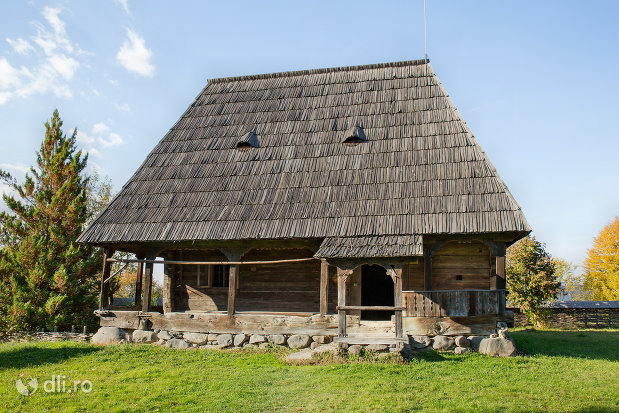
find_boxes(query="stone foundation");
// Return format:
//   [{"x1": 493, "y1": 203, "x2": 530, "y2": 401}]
[{"x1": 91, "y1": 321, "x2": 517, "y2": 358}]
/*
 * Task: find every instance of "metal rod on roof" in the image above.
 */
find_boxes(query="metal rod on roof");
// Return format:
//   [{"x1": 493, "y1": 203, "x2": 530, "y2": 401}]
[{"x1": 424, "y1": 0, "x2": 428, "y2": 62}]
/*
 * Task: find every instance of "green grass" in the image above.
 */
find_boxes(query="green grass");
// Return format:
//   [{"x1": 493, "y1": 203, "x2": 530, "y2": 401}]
[{"x1": 1, "y1": 329, "x2": 618, "y2": 412}]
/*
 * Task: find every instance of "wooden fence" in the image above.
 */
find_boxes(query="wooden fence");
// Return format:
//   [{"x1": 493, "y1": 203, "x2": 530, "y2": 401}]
[
  {"x1": 512, "y1": 307, "x2": 619, "y2": 328},
  {"x1": 403, "y1": 290, "x2": 506, "y2": 317}
]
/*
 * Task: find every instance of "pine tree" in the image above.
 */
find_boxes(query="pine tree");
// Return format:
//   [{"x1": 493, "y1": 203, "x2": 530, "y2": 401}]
[{"x1": 0, "y1": 110, "x2": 101, "y2": 331}]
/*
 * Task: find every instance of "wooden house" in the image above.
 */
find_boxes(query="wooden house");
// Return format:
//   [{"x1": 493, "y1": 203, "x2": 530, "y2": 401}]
[{"x1": 78, "y1": 59, "x2": 530, "y2": 344}]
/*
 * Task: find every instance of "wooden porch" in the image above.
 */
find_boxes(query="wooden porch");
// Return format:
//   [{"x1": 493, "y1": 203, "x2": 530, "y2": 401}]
[{"x1": 96, "y1": 237, "x2": 512, "y2": 340}]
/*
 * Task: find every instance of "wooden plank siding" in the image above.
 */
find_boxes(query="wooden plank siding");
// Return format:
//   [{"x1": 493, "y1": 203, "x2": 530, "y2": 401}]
[{"x1": 403, "y1": 290, "x2": 506, "y2": 317}]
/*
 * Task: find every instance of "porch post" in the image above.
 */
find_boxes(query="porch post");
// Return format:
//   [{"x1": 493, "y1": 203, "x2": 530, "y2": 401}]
[
  {"x1": 390, "y1": 265, "x2": 404, "y2": 339},
  {"x1": 320, "y1": 260, "x2": 329, "y2": 316},
  {"x1": 496, "y1": 255, "x2": 506, "y2": 290},
  {"x1": 134, "y1": 255, "x2": 144, "y2": 307},
  {"x1": 99, "y1": 248, "x2": 114, "y2": 311},
  {"x1": 337, "y1": 268, "x2": 351, "y2": 337},
  {"x1": 163, "y1": 253, "x2": 175, "y2": 314},
  {"x1": 227, "y1": 264, "x2": 239, "y2": 315},
  {"x1": 142, "y1": 257, "x2": 154, "y2": 313}
]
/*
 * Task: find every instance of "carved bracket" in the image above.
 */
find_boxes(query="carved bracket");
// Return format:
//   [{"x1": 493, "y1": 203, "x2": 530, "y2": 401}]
[
  {"x1": 337, "y1": 268, "x2": 354, "y2": 282},
  {"x1": 481, "y1": 240, "x2": 506, "y2": 257},
  {"x1": 218, "y1": 247, "x2": 248, "y2": 262},
  {"x1": 423, "y1": 240, "x2": 447, "y2": 258}
]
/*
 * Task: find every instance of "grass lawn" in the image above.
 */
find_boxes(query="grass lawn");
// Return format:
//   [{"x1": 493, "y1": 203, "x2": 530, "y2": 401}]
[{"x1": 0, "y1": 329, "x2": 617, "y2": 412}]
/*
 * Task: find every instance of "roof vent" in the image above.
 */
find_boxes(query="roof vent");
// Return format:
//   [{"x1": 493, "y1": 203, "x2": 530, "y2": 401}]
[
  {"x1": 236, "y1": 130, "x2": 259, "y2": 151},
  {"x1": 343, "y1": 126, "x2": 366, "y2": 146}
]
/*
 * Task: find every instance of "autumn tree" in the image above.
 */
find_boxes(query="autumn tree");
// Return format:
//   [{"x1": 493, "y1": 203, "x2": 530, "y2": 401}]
[
  {"x1": 554, "y1": 259, "x2": 591, "y2": 301},
  {"x1": 583, "y1": 217, "x2": 619, "y2": 300},
  {"x1": 506, "y1": 236, "x2": 561, "y2": 327},
  {"x1": 0, "y1": 110, "x2": 101, "y2": 331}
]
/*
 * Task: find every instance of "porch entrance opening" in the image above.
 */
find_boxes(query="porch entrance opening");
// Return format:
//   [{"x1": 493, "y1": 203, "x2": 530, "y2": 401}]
[{"x1": 361, "y1": 264, "x2": 394, "y2": 321}]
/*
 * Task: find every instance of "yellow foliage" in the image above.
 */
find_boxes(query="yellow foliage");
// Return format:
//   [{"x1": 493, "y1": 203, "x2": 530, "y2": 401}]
[{"x1": 583, "y1": 216, "x2": 619, "y2": 300}]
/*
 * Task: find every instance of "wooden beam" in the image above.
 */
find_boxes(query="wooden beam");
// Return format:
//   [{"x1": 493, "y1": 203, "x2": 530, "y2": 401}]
[
  {"x1": 496, "y1": 255, "x2": 506, "y2": 290},
  {"x1": 227, "y1": 264, "x2": 239, "y2": 315},
  {"x1": 134, "y1": 256, "x2": 144, "y2": 307},
  {"x1": 99, "y1": 249, "x2": 114, "y2": 311},
  {"x1": 142, "y1": 259, "x2": 153, "y2": 313},
  {"x1": 163, "y1": 254, "x2": 175, "y2": 314},
  {"x1": 336, "y1": 305, "x2": 405, "y2": 311},
  {"x1": 320, "y1": 260, "x2": 329, "y2": 316}
]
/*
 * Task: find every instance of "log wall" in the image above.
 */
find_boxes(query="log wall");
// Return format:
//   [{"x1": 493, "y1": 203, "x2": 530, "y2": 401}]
[
  {"x1": 174, "y1": 248, "x2": 334, "y2": 313},
  {"x1": 432, "y1": 241, "x2": 492, "y2": 290}
]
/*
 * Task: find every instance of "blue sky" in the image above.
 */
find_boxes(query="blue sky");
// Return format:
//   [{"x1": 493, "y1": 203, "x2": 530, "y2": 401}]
[{"x1": 1, "y1": 1, "x2": 618, "y2": 271}]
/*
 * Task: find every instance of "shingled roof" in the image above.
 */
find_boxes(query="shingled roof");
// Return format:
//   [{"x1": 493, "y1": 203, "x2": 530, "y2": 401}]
[{"x1": 78, "y1": 59, "x2": 530, "y2": 255}]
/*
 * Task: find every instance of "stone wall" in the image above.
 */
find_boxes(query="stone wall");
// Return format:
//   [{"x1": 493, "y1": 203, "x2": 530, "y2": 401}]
[{"x1": 92, "y1": 322, "x2": 518, "y2": 359}]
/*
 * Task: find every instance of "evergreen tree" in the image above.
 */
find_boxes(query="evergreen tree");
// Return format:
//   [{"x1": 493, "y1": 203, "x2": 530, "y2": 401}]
[{"x1": 0, "y1": 110, "x2": 101, "y2": 331}]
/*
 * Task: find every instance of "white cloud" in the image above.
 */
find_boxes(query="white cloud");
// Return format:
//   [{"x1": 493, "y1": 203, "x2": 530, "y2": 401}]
[
  {"x1": 6, "y1": 37, "x2": 34, "y2": 55},
  {"x1": 0, "y1": 58, "x2": 23, "y2": 89},
  {"x1": 35, "y1": 7, "x2": 73, "y2": 55},
  {"x1": 87, "y1": 147, "x2": 102, "y2": 159},
  {"x1": 77, "y1": 123, "x2": 124, "y2": 159},
  {"x1": 114, "y1": 102, "x2": 131, "y2": 112},
  {"x1": 113, "y1": 0, "x2": 130, "y2": 14},
  {"x1": 48, "y1": 54, "x2": 79, "y2": 80},
  {"x1": 0, "y1": 91, "x2": 12, "y2": 104},
  {"x1": 99, "y1": 132, "x2": 123, "y2": 147},
  {"x1": 76, "y1": 130, "x2": 96, "y2": 145},
  {"x1": 0, "y1": 163, "x2": 29, "y2": 174},
  {"x1": 116, "y1": 29, "x2": 154, "y2": 77},
  {"x1": 92, "y1": 122, "x2": 109, "y2": 135},
  {"x1": 0, "y1": 7, "x2": 83, "y2": 105}
]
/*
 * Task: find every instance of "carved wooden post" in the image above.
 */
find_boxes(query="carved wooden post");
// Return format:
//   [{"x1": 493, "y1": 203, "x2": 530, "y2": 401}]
[
  {"x1": 163, "y1": 253, "x2": 175, "y2": 314},
  {"x1": 389, "y1": 265, "x2": 404, "y2": 339},
  {"x1": 320, "y1": 260, "x2": 329, "y2": 316},
  {"x1": 142, "y1": 257, "x2": 154, "y2": 313},
  {"x1": 227, "y1": 264, "x2": 239, "y2": 315},
  {"x1": 99, "y1": 248, "x2": 114, "y2": 311},
  {"x1": 134, "y1": 255, "x2": 144, "y2": 307},
  {"x1": 337, "y1": 268, "x2": 352, "y2": 337}
]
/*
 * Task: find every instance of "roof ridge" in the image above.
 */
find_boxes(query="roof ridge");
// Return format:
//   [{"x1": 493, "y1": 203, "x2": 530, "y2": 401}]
[{"x1": 208, "y1": 59, "x2": 429, "y2": 84}]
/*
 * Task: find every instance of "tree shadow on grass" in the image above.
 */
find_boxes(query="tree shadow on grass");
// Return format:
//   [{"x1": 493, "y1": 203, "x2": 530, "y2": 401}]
[
  {"x1": 511, "y1": 329, "x2": 619, "y2": 361},
  {"x1": 0, "y1": 343, "x2": 102, "y2": 370},
  {"x1": 407, "y1": 350, "x2": 462, "y2": 363}
]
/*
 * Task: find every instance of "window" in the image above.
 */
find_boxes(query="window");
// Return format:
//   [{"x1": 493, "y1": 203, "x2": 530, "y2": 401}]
[
  {"x1": 235, "y1": 130, "x2": 259, "y2": 151},
  {"x1": 343, "y1": 125, "x2": 367, "y2": 146},
  {"x1": 197, "y1": 264, "x2": 230, "y2": 288}
]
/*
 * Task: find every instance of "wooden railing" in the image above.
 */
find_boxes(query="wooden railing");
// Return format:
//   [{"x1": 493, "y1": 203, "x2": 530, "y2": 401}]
[{"x1": 403, "y1": 290, "x2": 506, "y2": 317}]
